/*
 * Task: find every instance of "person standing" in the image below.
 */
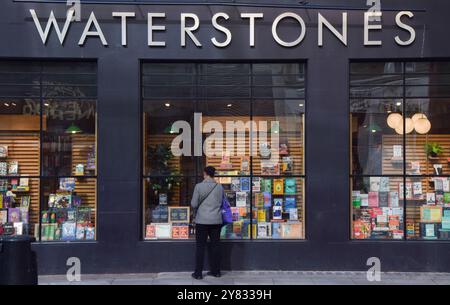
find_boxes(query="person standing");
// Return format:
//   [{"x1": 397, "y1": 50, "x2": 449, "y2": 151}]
[{"x1": 191, "y1": 166, "x2": 223, "y2": 280}]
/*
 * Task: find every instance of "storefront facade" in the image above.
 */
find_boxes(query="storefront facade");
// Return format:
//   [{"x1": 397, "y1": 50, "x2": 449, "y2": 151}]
[{"x1": 1, "y1": 0, "x2": 450, "y2": 275}]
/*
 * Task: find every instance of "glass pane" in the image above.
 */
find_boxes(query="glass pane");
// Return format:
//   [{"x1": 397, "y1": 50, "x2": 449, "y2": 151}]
[
  {"x1": 253, "y1": 177, "x2": 304, "y2": 240},
  {"x1": 351, "y1": 99, "x2": 404, "y2": 176},
  {"x1": 219, "y1": 176, "x2": 252, "y2": 240},
  {"x1": 0, "y1": 99, "x2": 40, "y2": 177},
  {"x1": 406, "y1": 86, "x2": 450, "y2": 98},
  {"x1": 351, "y1": 62, "x2": 404, "y2": 74},
  {"x1": 42, "y1": 100, "x2": 97, "y2": 177},
  {"x1": 406, "y1": 62, "x2": 450, "y2": 74},
  {"x1": 143, "y1": 177, "x2": 196, "y2": 240},
  {"x1": 350, "y1": 86, "x2": 403, "y2": 98},
  {"x1": 252, "y1": 100, "x2": 304, "y2": 176},
  {"x1": 406, "y1": 99, "x2": 450, "y2": 176},
  {"x1": 143, "y1": 100, "x2": 195, "y2": 177},
  {"x1": 0, "y1": 61, "x2": 41, "y2": 98},
  {"x1": 351, "y1": 176, "x2": 405, "y2": 240},
  {"x1": 197, "y1": 100, "x2": 251, "y2": 176},
  {"x1": 405, "y1": 177, "x2": 450, "y2": 240},
  {"x1": 0, "y1": 178, "x2": 40, "y2": 238},
  {"x1": 40, "y1": 177, "x2": 97, "y2": 241},
  {"x1": 351, "y1": 74, "x2": 403, "y2": 87}
]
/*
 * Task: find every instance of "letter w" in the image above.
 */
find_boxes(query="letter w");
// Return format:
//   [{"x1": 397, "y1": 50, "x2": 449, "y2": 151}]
[{"x1": 30, "y1": 9, "x2": 74, "y2": 45}]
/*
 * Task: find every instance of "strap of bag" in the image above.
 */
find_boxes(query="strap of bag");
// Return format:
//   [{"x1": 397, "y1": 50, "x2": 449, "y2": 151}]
[{"x1": 197, "y1": 183, "x2": 219, "y2": 209}]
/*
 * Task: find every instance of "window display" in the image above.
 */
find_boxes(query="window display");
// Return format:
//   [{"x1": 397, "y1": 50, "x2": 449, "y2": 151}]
[
  {"x1": 143, "y1": 63, "x2": 305, "y2": 240},
  {"x1": 351, "y1": 61, "x2": 450, "y2": 240},
  {"x1": 0, "y1": 61, "x2": 97, "y2": 241}
]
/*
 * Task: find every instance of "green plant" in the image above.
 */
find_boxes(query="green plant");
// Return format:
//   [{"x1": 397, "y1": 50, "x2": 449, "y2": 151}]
[
  {"x1": 425, "y1": 142, "x2": 444, "y2": 157},
  {"x1": 147, "y1": 144, "x2": 182, "y2": 193}
]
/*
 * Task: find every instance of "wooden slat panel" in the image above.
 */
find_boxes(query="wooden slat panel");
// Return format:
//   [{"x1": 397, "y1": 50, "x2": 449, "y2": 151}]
[{"x1": 0, "y1": 133, "x2": 40, "y2": 236}]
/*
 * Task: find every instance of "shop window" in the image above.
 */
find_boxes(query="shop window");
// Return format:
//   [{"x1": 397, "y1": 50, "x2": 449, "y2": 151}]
[
  {"x1": 350, "y1": 61, "x2": 450, "y2": 241},
  {"x1": 143, "y1": 63, "x2": 305, "y2": 240},
  {"x1": 0, "y1": 61, "x2": 97, "y2": 242}
]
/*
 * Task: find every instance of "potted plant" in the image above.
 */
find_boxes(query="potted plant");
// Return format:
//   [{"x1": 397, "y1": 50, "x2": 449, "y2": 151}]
[{"x1": 425, "y1": 142, "x2": 443, "y2": 159}]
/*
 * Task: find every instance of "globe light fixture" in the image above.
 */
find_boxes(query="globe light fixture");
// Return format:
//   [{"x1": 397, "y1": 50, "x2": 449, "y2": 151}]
[
  {"x1": 387, "y1": 112, "x2": 403, "y2": 129},
  {"x1": 412, "y1": 113, "x2": 427, "y2": 124},
  {"x1": 395, "y1": 117, "x2": 414, "y2": 135},
  {"x1": 415, "y1": 117, "x2": 432, "y2": 134}
]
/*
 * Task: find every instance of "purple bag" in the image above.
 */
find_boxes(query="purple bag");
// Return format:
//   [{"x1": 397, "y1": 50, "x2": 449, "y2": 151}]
[{"x1": 221, "y1": 193, "x2": 233, "y2": 225}]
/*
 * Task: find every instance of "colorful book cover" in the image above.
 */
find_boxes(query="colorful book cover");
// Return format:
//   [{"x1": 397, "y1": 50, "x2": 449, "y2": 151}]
[
  {"x1": 240, "y1": 177, "x2": 250, "y2": 192},
  {"x1": 281, "y1": 222, "x2": 302, "y2": 239},
  {"x1": 273, "y1": 206, "x2": 283, "y2": 220},
  {"x1": 368, "y1": 192, "x2": 379, "y2": 208},
  {"x1": 0, "y1": 145, "x2": 8, "y2": 158},
  {"x1": 225, "y1": 191, "x2": 236, "y2": 206},
  {"x1": 360, "y1": 194, "x2": 369, "y2": 207},
  {"x1": 76, "y1": 224, "x2": 86, "y2": 240},
  {"x1": 85, "y1": 226, "x2": 95, "y2": 240},
  {"x1": 146, "y1": 224, "x2": 156, "y2": 239},
  {"x1": 59, "y1": 178, "x2": 76, "y2": 192},
  {"x1": 413, "y1": 182, "x2": 423, "y2": 196},
  {"x1": 231, "y1": 207, "x2": 240, "y2": 222},
  {"x1": 240, "y1": 156, "x2": 250, "y2": 174},
  {"x1": 236, "y1": 191, "x2": 248, "y2": 207},
  {"x1": 284, "y1": 197, "x2": 296, "y2": 209},
  {"x1": 389, "y1": 192, "x2": 399, "y2": 208},
  {"x1": 272, "y1": 222, "x2": 282, "y2": 239},
  {"x1": 273, "y1": 198, "x2": 283, "y2": 207},
  {"x1": 8, "y1": 208, "x2": 20, "y2": 223},
  {"x1": 20, "y1": 196, "x2": 31, "y2": 209},
  {"x1": 352, "y1": 191, "x2": 361, "y2": 208},
  {"x1": 257, "y1": 209, "x2": 267, "y2": 222},
  {"x1": 19, "y1": 207, "x2": 29, "y2": 224},
  {"x1": 378, "y1": 192, "x2": 389, "y2": 208},
  {"x1": 55, "y1": 194, "x2": 72, "y2": 209},
  {"x1": 261, "y1": 179, "x2": 272, "y2": 193},
  {"x1": 444, "y1": 193, "x2": 450, "y2": 204},
  {"x1": 284, "y1": 178, "x2": 296, "y2": 195},
  {"x1": 61, "y1": 222, "x2": 77, "y2": 241},
  {"x1": 263, "y1": 192, "x2": 272, "y2": 208},
  {"x1": 273, "y1": 179, "x2": 284, "y2": 195},
  {"x1": 288, "y1": 208, "x2": 298, "y2": 220},
  {"x1": 231, "y1": 178, "x2": 241, "y2": 192},
  {"x1": 257, "y1": 222, "x2": 270, "y2": 238},
  {"x1": 8, "y1": 161, "x2": 19, "y2": 175},
  {"x1": 281, "y1": 156, "x2": 293, "y2": 174},
  {"x1": 253, "y1": 192, "x2": 264, "y2": 208},
  {"x1": 0, "y1": 209, "x2": 8, "y2": 224},
  {"x1": 252, "y1": 178, "x2": 261, "y2": 192}
]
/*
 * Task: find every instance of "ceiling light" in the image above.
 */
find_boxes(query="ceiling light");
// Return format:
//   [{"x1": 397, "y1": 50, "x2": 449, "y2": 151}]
[
  {"x1": 415, "y1": 117, "x2": 432, "y2": 134},
  {"x1": 387, "y1": 113, "x2": 403, "y2": 129},
  {"x1": 165, "y1": 103, "x2": 171, "y2": 108}
]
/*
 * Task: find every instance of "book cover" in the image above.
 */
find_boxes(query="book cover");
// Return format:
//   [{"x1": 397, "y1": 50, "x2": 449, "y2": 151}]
[
  {"x1": 231, "y1": 178, "x2": 240, "y2": 192},
  {"x1": 13, "y1": 222, "x2": 23, "y2": 235},
  {"x1": 272, "y1": 222, "x2": 282, "y2": 239},
  {"x1": 21, "y1": 196, "x2": 31, "y2": 209},
  {"x1": 253, "y1": 192, "x2": 264, "y2": 208},
  {"x1": 444, "y1": 193, "x2": 450, "y2": 204},
  {"x1": 252, "y1": 177, "x2": 261, "y2": 192},
  {"x1": 261, "y1": 179, "x2": 272, "y2": 193},
  {"x1": 352, "y1": 191, "x2": 361, "y2": 208},
  {"x1": 0, "y1": 145, "x2": 8, "y2": 158},
  {"x1": 257, "y1": 222, "x2": 270, "y2": 238},
  {"x1": 284, "y1": 197, "x2": 296, "y2": 209},
  {"x1": 75, "y1": 164, "x2": 85, "y2": 176},
  {"x1": 259, "y1": 142, "x2": 272, "y2": 159},
  {"x1": 426, "y1": 193, "x2": 436, "y2": 205},
  {"x1": 281, "y1": 222, "x2": 302, "y2": 239},
  {"x1": 0, "y1": 209, "x2": 7, "y2": 224},
  {"x1": 273, "y1": 179, "x2": 284, "y2": 195},
  {"x1": 368, "y1": 192, "x2": 379, "y2": 208},
  {"x1": 240, "y1": 177, "x2": 250, "y2": 192},
  {"x1": 159, "y1": 193, "x2": 168, "y2": 205},
  {"x1": 380, "y1": 177, "x2": 390, "y2": 192},
  {"x1": 55, "y1": 194, "x2": 72, "y2": 208},
  {"x1": 279, "y1": 144, "x2": 289, "y2": 155},
  {"x1": 19, "y1": 207, "x2": 29, "y2": 224},
  {"x1": 273, "y1": 206, "x2": 283, "y2": 220},
  {"x1": 392, "y1": 145, "x2": 403, "y2": 159},
  {"x1": 389, "y1": 192, "x2": 399, "y2": 208},
  {"x1": 219, "y1": 176, "x2": 232, "y2": 184},
  {"x1": 410, "y1": 161, "x2": 421, "y2": 175},
  {"x1": 61, "y1": 222, "x2": 77, "y2": 241},
  {"x1": 76, "y1": 223, "x2": 86, "y2": 240},
  {"x1": 8, "y1": 208, "x2": 20, "y2": 223},
  {"x1": 8, "y1": 161, "x2": 18, "y2": 175},
  {"x1": 236, "y1": 191, "x2": 248, "y2": 207},
  {"x1": 0, "y1": 162, "x2": 7, "y2": 176},
  {"x1": 284, "y1": 178, "x2": 296, "y2": 195},
  {"x1": 378, "y1": 192, "x2": 389, "y2": 208},
  {"x1": 436, "y1": 191, "x2": 445, "y2": 205},
  {"x1": 219, "y1": 152, "x2": 233, "y2": 169},
  {"x1": 288, "y1": 208, "x2": 298, "y2": 220},
  {"x1": 225, "y1": 191, "x2": 236, "y2": 206},
  {"x1": 360, "y1": 194, "x2": 369, "y2": 207},
  {"x1": 240, "y1": 156, "x2": 250, "y2": 174},
  {"x1": 257, "y1": 209, "x2": 267, "y2": 222},
  {"x1": 263, "y1": 192, "x2": 272, "y2": 208},
  {"x1": 281, "y1": 157, "x2": 293, "y2": 174},
  {"x1": 273, "y1": 198, "x2": 283, "y2": 207},
  {"x1": 59, "y1": 178, "x2": 76, "y2": 192},
  {"x1": 155, "y1": 223, "x2": 171, "y2": 239},
  {"x1": 370, "y1": 177, "x2": 381, "y2": 192},
  {"x1": 72, "y1": 196, "x2": 82, "y2": 207},
  {"x1": 85, "y1": 226, "x2": 95, "y2": 240},
  {"x1": 413, "y1": 182, "x2": 423, "y2": 196},
  {"x1": 145, "y1": 224, "x2": 156, "y2": 239},
  {"x1": 261, "y1": 160, "x2": 280, "y2": 175},
  {"x1": 231, "y1": 207, "x2": 240, "y2": 222}
]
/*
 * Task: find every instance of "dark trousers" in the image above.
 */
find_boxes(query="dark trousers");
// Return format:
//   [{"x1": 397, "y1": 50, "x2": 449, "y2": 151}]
[{"x1": 195, "y1": 224, "x2": 222, "y2": 275}]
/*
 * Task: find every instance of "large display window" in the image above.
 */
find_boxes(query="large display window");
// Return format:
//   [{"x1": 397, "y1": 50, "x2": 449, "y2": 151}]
[
  {"x1": 143, "y1": 63, "x2": 305, "y2": 240},
  {"x1": 0, "y1": 61, "x2": 97, "y2": 241},
  {"x1": 351, "y1": 61, "x2": 450, "y2": 241}
]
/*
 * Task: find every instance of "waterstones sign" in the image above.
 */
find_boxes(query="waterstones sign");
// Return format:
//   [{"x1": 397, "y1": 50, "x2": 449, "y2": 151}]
[{"x1": 29, "y1": 6, "x2": 417, "y2": 48}]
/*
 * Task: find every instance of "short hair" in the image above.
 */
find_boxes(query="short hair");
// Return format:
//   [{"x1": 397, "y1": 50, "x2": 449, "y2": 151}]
[{"x1": 204, "y1": 166, "x2": 216, "y2": 177}]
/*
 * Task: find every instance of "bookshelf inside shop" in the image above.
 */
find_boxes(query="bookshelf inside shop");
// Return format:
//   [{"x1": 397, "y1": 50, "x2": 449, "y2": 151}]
[{"x1": 143, "y1": 114, "x2": 305, "y2": 240}]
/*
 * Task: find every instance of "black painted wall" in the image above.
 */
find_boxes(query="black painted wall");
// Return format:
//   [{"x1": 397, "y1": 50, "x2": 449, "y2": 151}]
[{"x1": 1, "y1": 0, "x2": 450, "y2": 274}]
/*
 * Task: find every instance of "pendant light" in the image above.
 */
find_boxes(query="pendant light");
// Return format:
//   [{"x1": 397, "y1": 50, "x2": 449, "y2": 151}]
[
  {"x1": 387, "y1": 112, "x2": 403, "y2": 129},
  {"x1": 415, "y1": 115, "x2": 432, "y2": 134},
  {"x1": 66, "y1": 123, "x2": 82, "y2": 134},
  {"x1": 395, "y1": 117, "x2": 414, "y2": 135}
]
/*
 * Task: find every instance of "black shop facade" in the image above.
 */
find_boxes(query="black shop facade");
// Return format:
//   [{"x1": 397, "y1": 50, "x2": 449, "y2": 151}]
[{"x1": 1, "y1": 0, "x2": 450, "y2": 275}]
